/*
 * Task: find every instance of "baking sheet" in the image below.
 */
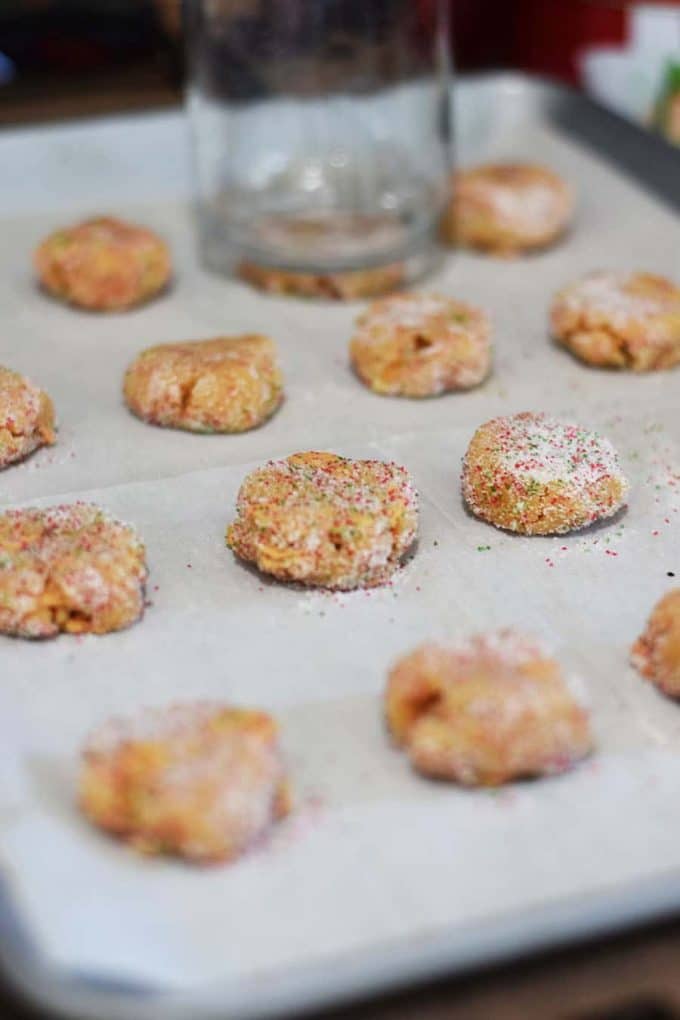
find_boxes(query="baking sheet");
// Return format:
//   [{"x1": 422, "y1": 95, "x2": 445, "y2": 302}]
[{"x1": 0, "y1": 74, "x2": 679, "y2": 1019}]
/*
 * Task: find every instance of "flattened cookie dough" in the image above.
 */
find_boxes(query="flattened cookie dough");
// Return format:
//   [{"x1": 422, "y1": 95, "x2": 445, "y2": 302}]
[
  {"x1": 349, "y1": 292, "x2": 491, "y2": 397},
  {"x1": 386, "y1": 629, "x2": 593, "y2": 786},
  {"x1": 462, "y1": 412, "x2": 629, "y2": 535},
  {"x1": 0, "y1": 503, "x2": 147, "y2": 638},
  {"x1": 227, "y1": 451, "x2": 418, "y2": 589},
  {"x1": 444, "y1": 163, "x2": 573, "y2": 255},
  {"x1": 124, "y1": 335, "x2": 283, "y2": 433},
  {"x1": 0, "y1": 366, "x2": 56, "y2": 469},
  {"x1": 551, "y1": 271, "x2": 680, "y2": 371},
  {"x1": 238, "y1": 261, "x2": 404, "y2": 301},
  {"x1": 79, "y1": 702, "x2": 291, "y2": 863},
  {"x1": 35, "y1": 216, "x2": 171, "y2": 311},
  {"x1": 631, "y1": 589, "x2": 680, "y2": 697}
]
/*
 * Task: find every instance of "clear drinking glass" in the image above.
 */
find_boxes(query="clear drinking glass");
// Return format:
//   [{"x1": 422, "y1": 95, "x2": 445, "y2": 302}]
[{"x1": 186, "y1": 0, "x2": 452, "y2": 292}]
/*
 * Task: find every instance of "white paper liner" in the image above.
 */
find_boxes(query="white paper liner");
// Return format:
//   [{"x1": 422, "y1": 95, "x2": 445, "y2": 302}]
[{"x1": 0, "y1": 89, "x2": 679, "y2": 997}]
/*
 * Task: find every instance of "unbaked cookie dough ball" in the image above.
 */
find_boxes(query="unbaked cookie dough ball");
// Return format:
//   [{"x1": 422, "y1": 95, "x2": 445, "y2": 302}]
[
  {"x1": 227, "y1": 451, "x2": 418, "y2": 590},
  {"x1": 349, "y1": 292, "x2": 491, "y2": 397},
  {"x1": 35, "y1": 216, "x2": 171, "y2": 311},
  {"x1": 124, "y1": 335, "x2": 283, "y2": 433},
  {"x1": 444, "y1": 163, "x2": 573, "y2": 255},
  {"x1": 0, "y1": 366, "x2": 56, "y2": 468},
  {"x1": 0, "y1": 503, "x2": 147, "y2": 638},
  {"x1": 386, "y1": 629, "x2": 593, "y2": 786},
  {"x1": 461, "y1": 412, "x2": 629, "y2": 535},
  {"x1": 631, "y1": 589, "x2": 680, "y2": 697},
  {"x1": 237, "y1": 260, "x2": 404, "y2": 301},
  {"x1": 79, "y1": 702, "x2": 291, "y2": 863},
  {"x1": 551, "y1": 271, "x2": 680, "y2": 371}
]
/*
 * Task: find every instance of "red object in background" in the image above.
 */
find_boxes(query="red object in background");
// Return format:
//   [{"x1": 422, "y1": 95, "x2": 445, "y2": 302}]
[
  {"x1": 450, "y1": 0, "x2": 517, "y2": 71},
  {"x1": 449, "y1": 0, "x2": 626, "y2": 82},
  {"x1": 450, "y1": 0, "x2": 679, "y2": 86},
  {"x1": 514, "y1": 0, "x2": 626, "y2": 85}
]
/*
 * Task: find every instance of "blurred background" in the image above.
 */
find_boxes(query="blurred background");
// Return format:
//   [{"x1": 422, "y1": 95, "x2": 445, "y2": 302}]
[{"x1": 0, "y1": 1, "x2": 678, "y2": 142}]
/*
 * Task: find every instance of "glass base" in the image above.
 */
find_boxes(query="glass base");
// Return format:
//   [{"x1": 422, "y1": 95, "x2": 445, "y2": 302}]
[{"x1": 199, "y1": 211, "x2": 445, "y2": 299}]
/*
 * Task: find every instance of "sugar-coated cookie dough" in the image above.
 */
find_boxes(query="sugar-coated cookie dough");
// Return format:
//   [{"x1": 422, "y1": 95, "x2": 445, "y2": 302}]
[
  {"x1": 444, "y1": 163, "x2": 573, "y2": 254},
  {"x1": 0, "y1": 366, "x2": 56, "y2": 469},
  {"x1": 386, "y1": 629, "x2": 593, "y2": 786},
  {"x1": 551, "y1": 271, "x2": 680, "y2": 371},
  {"x1": 631, "y1": 589, "x2": 680, "y2": 697},
  {"x1": 349, "y1": 292, "x2": 491, "y2": 397},
  {"x1": 35, "y1": 216, "x2": 171, "y2": 311},
  {"x1": 227, "y1": 451, "x2": 418, "y2": 590},
  {"x1": 79, "y1": 702, "x2": 291, "y2": 863},
  {"x1": 0, "y1": 503, "x2": 147, "y2": 638},
  {"x1": 462, "y1": 412, "x2": 629, "y2": 535},
  {"x1": 238, "y1": 260, "x2": 404, "y2": 301},
  {"x1": 124, "y1": 335, "x2": 283, "y2": 433}
]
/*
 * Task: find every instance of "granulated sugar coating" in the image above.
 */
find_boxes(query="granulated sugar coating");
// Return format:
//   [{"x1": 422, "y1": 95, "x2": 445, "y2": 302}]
[
  {"x1": 0, "y1": 366, "x2": 56, "y2": 469},
  {"x1": 349, "y1": 292, "x2": 491, "y2": 397},
  {"x1": 631, "y1": 589, "x2": 680, "y2": 697},
  {"x1": 34, "y1": 216, "x2": 171, "y2": 312},
  {"x1": 444, "y1": 163, "x2": 573, "y2": 254},
  {"x1": 79, "y1": 702, "x2": 291, "y2": 863},
  {"x1": 227, "y1": 451, "x2": 418, "y2": 590},
  {"x1": 462, "y1": 412, "x2": 629, "y2": 535},
  {"x1": 0, "y1": 502, "x2": 147, "y2": 638},
  {"x1": 385, "y1": 629, "x2": 593, "y2": 786},
  {"x1": 551, "y1": 271, "x2": 680, "y2": 371},
  {"x1": 123, "y1": 335, "x2": 283, "y2": 433}
]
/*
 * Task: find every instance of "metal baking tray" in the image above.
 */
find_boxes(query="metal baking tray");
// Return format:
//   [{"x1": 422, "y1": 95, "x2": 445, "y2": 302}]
[{"x1": 0, "y1": 72, "x2": 679, "y2": 1020}]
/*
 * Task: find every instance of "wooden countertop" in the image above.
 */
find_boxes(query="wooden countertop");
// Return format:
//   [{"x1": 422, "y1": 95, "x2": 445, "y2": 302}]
[{"x1": 0, "y1": 66, "x2": 181, "y2": 128}]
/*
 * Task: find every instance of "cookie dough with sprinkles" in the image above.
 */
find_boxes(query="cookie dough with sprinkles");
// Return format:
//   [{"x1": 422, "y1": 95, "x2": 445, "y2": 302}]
[
  {"x1": 0, "y1": 503, "x2": 147, "y2": 638},
  {"x1": 631, "y1": 589, "x2": 680, "y2": 697},
  {"x1": 462, "y1": 412, "x2": 629, "y2": 535},
  {"x1": 551, "y1": 271, "x2": 680, "y2": 371},
  {"x1": 123, "y1": 335, "x2": 283, "y2": 433},
  {"x1": 349, "y1": 292, "x2": 491, "y2": 397},
  {"x1": 386, "y1": 629, "x2": 593, "y2": 786},
  {"x1": 79, "y1": 702, "x2": 291, "y2": 863},
  {"x1": 227, "y1": 451, "x2": 418, "y2": 589},
  {"x1": 0, "y1": 366, "x2": 56, "y2": 469},
  {"x1": 444, "y1": 163, "x2": 574, "y2": 255},
  {"x1": 35, "y1": 216, "x2": 171, "y2": 311}
]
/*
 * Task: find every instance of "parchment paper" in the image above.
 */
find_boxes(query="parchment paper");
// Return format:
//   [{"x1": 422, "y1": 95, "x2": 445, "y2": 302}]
[{"x1": 0, "y1": 78, "x2": 679, "y2": 1004}]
